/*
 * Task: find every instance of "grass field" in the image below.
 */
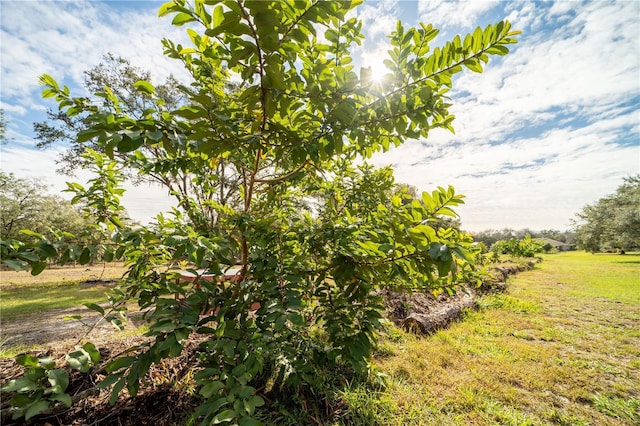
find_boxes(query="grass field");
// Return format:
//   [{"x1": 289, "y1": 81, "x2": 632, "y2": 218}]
[
  {"x1": 341, "y1": 252, "x2": 640, "y2": 425},
  {"x1": 0, "y1": 263, "x2": 126, "y2": 321},
  {"x1": 1, "y1": 253, "x2": 638, "y2": 425}
]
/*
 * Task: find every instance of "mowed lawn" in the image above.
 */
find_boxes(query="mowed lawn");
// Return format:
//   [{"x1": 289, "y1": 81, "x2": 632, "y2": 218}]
[
  {"x1": 345, "y1": 252, "x2": 640, "y2": 425},
  {"x1": 0, "y1": 263, "x2": 127, "y2": 321}
]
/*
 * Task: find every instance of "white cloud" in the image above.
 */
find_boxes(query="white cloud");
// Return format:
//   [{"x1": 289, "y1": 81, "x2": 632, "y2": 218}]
[
  {"x1": 362, "y1": 1, "x2": 638, "y2": 150},
  {"x1": 371, "y1": 110, "x2": 640, "y2": 231},
  {"x1": 1, "y1": 1, "x2": 190, "y2": 107},
  {"x1": 357, "y1": 0, "x2": 399, "y2": 40},
  {"x1": 0, "y1": 102, "x2": 27, "y2": 116},
  {"x1": 417, "y1": 0, "x2": 501, "y2": 29}
]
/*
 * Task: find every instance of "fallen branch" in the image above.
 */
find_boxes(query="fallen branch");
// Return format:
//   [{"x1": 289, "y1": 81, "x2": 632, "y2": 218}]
[{"x1": 401, "y1": 292, "x2": 476, "y2": 334}]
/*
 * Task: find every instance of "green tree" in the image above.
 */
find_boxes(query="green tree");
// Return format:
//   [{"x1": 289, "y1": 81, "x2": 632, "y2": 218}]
[
  {"x1": 0, "y1": 172, "x2": 87, "y2": 241},
  {"x1": 472, "y1": 228, "x2": 516, "y2": 247},
  {"x1": 34, "y1": 53, "x2": 242, "y2": 231},
  {"x1": 574, "y1": 176, "x2": 640, "y2": 252},
  {"x1": 34, "y1": 53, "x2": 184, "y2": 173},
  {"x1": 9, "y1": 1, "x2": 519, "y2": 422}
]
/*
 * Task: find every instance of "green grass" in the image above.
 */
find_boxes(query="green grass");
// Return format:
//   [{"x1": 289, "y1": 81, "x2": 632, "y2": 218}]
[
  {"x1": 0, "y1": 264, "x2": 126, "y2": 322},
  {"x1": 336, "y1": 251, "x2": 640, "y2": 425},
  {"x1": 2, "y1": 254, "x2": 639, "y2": 424},
  {"x1": 0, "y1": 280, "x2": 115, "y2": 321}
]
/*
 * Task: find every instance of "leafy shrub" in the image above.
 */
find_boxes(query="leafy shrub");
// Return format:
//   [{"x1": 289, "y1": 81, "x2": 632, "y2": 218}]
[
  {"x1": 2, "y1": 0, "x2": 519, "y2": 422},
  {"x1": 491, "y1": 234, "x2": 543, "y2": 258}
]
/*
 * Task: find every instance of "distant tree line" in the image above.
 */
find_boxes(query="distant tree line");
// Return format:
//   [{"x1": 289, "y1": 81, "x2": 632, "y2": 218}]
[
  {"x1": 471, "y1": 228, "x2": 576, "y2": 249},
  {"x1": 471, "y1": 176, "x2": 640, "y2": 254}
]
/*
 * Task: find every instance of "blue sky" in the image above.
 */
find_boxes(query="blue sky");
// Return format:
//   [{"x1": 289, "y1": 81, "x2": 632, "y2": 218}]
[{"x1": 1, "y1": 0, "x2": 638, "y2": 231}]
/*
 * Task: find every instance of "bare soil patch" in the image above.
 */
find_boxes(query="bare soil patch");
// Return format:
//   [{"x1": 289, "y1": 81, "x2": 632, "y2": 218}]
[{"x1": 1, "y1": 303, "x2": 147, "y2": 348}]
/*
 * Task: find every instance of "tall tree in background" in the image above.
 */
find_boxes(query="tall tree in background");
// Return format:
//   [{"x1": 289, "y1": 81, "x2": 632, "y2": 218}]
[
  {"x1": 34, "y1": 54, "x2": 242, "y2": 230},
  {"x1": 34, "y1": 53, "x2": 184, "y2": 172},
  {"x1": 24, "y1": 0, "x2": 519, "y2": 422},
  {"x1": 574, "y1": 176, "x2": 640, "y2": 252},
  {"x1": 0, "y1": 172, "x2": 87, "y2": 241}
]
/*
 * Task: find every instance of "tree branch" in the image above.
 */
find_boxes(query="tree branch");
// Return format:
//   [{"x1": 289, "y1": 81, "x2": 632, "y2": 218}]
[{"x1": 253, "y1": 161, "x2": 310, "y2": 184}]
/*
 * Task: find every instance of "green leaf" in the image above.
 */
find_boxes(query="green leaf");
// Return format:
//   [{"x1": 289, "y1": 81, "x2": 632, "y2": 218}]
[
  {"x1": 213, "y1": 5, "x2": 224, "y2": 27},
  {"x1": 172, "y1": 12, "x2": 196, "y2": 26},
  {"x1": 38, "y1": 243, "x2": 57, "y2": 259},
  {"x1": 146, "y1": 130, "x2": 164, "y2": 142},
  {"x1": 39, "y1": 73, "x2": 59, "y2": 89},
  {"x1": 158, "y1": 1, "x2": 177, "y2": 17},
  {"x1": 78, "y1": 247, "x2": 91, "y2": 265},
  {"x1": 64, "y1": 315, "x2": 82, "y2": 321},
  {"x1": 149, "y1": 321, "x2": 177, "y2": 334},
  {"x1": 67, "y1": 350, "x2": 91, "y2": 373},
  {"x1": 239, "y1": 417, "x2": 263, "y2": 426},
  {"x1": 25, "y1": 400, "x2": 51, "y2": 420},
  {"x1": 77, "y1": 128, "x2": 101, "y2": 143},
  {"x1": 98, "y1": 372, "x2": 123, "y2": 389},
  {"x1": 117, "y1": 134, "x2": 144, "y2": 153},
  {"x1": 47, "y1": 369, "x2": 70, "y2": 393},
  {"x1": 485, "y1": 45, "x2": 509, "y2": 55},
  {"x1": 38, "y1": 356, "x2": 56, "y2": 369},
  {"x1": 50, "y1": 393, "x2": 72, "y2": 408},
  {"x1": 1, "y1": 377, "x2": 38, "y2": 393},
  {"x1": 134, "y1": 80, "x2": 155, "y2": 95},
  {"x1": 464, "y1": 58, "x2": 483, "y2": 73},
  {"x1": 105, "y1": 356, "x2": 135, "y2": 373},
  {"x1": 103, "y1": 249, "x2": 114, "y2": 262},
  {"x1": 16, "y1": 354, "x2": 40, "y2": 367},
  {"x1": 213, "y1": 409, "x2": 237, "y2": 423},
  {"x1": 200, "y1": 380, "x2": 224, "y2": 398},
  {"x1": 30, "y1": 261, "x2": 47, "y2": 276},
  {"x1": 17, "y1": 251, "x2": 39, "y2": 262},
  {"x1": 19, "y1": 229, "x2": 44, "y2": 239},
  {"x1": 2, "y1": 259, "x2": 29, "y2": 272},
  {"x1": 84, "y1": 303, "x2": 105, "y2": 315},
  {"x1": 109, "y1": 377, "x2": 126, "y2": 405},
  {"x1": 82, "y1": 342, "x2": 101, "y2": 365}
]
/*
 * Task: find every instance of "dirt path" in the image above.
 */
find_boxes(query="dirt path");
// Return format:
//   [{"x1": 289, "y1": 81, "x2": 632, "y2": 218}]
[{"x1": 1, "y1": 304, "x2": 147, "y2": 348}]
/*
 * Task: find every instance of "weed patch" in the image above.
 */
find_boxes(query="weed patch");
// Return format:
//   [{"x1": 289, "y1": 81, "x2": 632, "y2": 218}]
[{"x1": 592, "y1": 392, "x2": 640, "y2": 423}]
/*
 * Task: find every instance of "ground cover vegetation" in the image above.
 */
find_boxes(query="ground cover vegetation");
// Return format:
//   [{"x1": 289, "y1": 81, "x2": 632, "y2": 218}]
[
  {"x1": 1, "y1": 252, "x2": 637, "y2": 424},
  {"x1": 357, "y1": 251, "x2": 640, "y2": 425},
  {"x1": 490, "y1": 233, "x2": 544, "y2": 258},
  {"x1": 0, "y1": 0, "x2": 520, "y2": 422}
]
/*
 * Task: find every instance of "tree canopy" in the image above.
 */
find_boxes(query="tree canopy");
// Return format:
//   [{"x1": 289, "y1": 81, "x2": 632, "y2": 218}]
[
  {"x1": 574, "y1": 176, "x2": 640, "y2": 252},
  {"x1": 3, "y1": 0, "x2": 519, "y2": 423},
  {"x1": 0, "y1": 172, "x2": 87, "y2": 241}
]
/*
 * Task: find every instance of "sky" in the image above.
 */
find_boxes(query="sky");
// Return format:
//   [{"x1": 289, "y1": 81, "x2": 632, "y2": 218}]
[{"x1": 1, "y1": 0, "x2": 638, "y2": 232}]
